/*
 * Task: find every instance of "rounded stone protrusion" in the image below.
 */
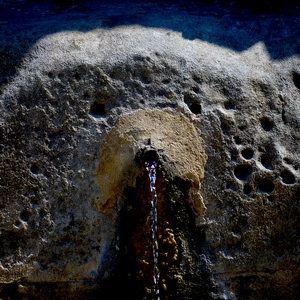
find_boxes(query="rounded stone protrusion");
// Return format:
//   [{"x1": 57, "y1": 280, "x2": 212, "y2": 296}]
[{"x1": 96, "y1": 109, "x2": 207, "y2": 217}]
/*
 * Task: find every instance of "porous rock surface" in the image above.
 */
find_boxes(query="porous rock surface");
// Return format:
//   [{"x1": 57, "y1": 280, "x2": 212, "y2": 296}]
[{"x1": 0, "y1": 1, "x2": 300, "y2": 299}]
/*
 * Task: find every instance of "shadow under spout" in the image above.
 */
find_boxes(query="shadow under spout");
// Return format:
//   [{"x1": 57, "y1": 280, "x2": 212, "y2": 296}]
[{"x1": 115, "y1": 148, "x2": 212, "y2": 299}]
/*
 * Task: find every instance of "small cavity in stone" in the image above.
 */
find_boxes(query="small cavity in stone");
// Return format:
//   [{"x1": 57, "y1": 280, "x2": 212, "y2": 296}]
[
  {"x1": 20, "y1": 210, "x2": 30, "y2": 222},
  {"x1": 74, "y1": 73, "x2": 81, "y2": 81},
  {"x1": 292, "y1": 71, "x2": 300, "y2": 89},
  {"x1": 30, "y1": 163, "x2": 39, "y2": 174},
  {"x1": 234, "y1": 136, "x2": 242, "y2": 145},
  {"x1": 280, "y1": 169, "x2": 295, "y2": 184},
  {"x1": 260, "y1": 116, "x2": 274, "y2": 131},
  {"x1": 241, "y1": 148, "x2": 254, "y2": 160},
  {"x1": 90, "y1": 101, "x2": 106, "y2": 117},
  {"x1": 14, "y1": 221, "x2": 21, "y2": 228},
  {"x1": 238, "y1": 122, "x2": 247, "y2": 131},
  {"x1": 234, "y1": 164, "x2": 253, "y2": 181},
  {"x1": 183, "y1": 94, "x2": 202, "y2": 115},
  {"x1": 258, "y1": 178, "x2": 274, "y2": 194},
  {"x1": 224, "y1": 100, "x2": 235, "y2": 110},
  {"x1": 283, "y1": 157, "x2": 293, "y2": 165},
  {"x1": 192, "y1": 86, "x2": 200, "y2": 93},
  {"x1": 243, "y1": 183, "x2": 252, "y2": 195},
  {"x1": 189, "y1": 102, "x2": 202, "y2": 115},
  {"x1": 162, "y1": 78, "x2": 171, "y2": 84},
  {"x1": 260, "y1": 154, "x2": 273, "y2": 170}
]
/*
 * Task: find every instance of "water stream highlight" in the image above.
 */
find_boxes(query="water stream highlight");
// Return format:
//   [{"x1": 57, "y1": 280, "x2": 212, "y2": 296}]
[{"x1": 145, "y1": 159, "x2": 160, "y2": 300}]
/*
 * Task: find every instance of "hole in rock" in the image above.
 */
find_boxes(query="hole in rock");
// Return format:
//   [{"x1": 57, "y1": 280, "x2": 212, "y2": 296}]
[
  {"x1": 280, "y1": 169, "x2": 295, "y2": 184},
  {"x1": 241, "y1": 148, "x2": 254, "y2": 160},
  {"x1": 192, "y1": 75, "x2": 202, "y2": 84},
  {"x1": 14, "y1": 221, "x2": 21, "y2": 228},
  {"x1": 258, "y1": 178, "x2": 274, "y2": 194},
  {"x1": 143, "y1": 149, "x2": 159, "y2": 164},
  {"x1": 183, "y1": 94, "x2": 202, "y2": 115},
  {"x1": 283, "y1": 157, "x2": 293, "y2": 165},
  {"x1": 243, "y1": 184, "x2": 252, "y2": 195},
  {"x1": 90, "y1": 101, "x2": 106, "y2": 117},
  {"x1": 234, "y1": 136, "x2": 242, "y2": 145},
  {"x1": 48, "y1": 72, "x2": 55, "y2": 79},
  {"x1": 260, "y1": 116, "x2": 274, "y2": 131},
  {"x1": 189, "y1": 102, "x2": 202, "y2": 115},
  {"x1": 20, "y1": 210, "x2": 30, "y2": 222},
  {"x1": 234, "y1": 164, "x2": 253, "y2": 181},
  {"x1": 292, "y1": 72, "x2": 300, "y2": 89},
  {"x1": 238, "y1": 123, "x2": 247, "y2": 131},
  {"x1": 260, "y1": 154, "x2": 273, "y2": 170},
  {"x1": 224, "y1": 100, "x2": 235, "y2": 110},
  {"x1": 268, "y1": 195, "x2": 275, "y2": 202},
  {"x1": 192, "y1": 86, "x2": 200, "y2": 93},
  {"x1": 74, "y1": 73, "x2": 81, "y2": 81},
  {"x1": 162, "y1": 78, "x2": 171, "y2": 84},
  {"x1": 30, "y1": 163, "x2": 39, "y2": 174}
]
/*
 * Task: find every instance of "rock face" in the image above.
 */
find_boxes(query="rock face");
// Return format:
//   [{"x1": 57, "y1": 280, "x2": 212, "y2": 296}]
[{"x1": 0, "y1": 1, "x2": 300, "y2": 299}]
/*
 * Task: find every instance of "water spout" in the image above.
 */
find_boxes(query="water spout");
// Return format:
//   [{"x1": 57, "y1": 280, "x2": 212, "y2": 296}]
[{"x1": 97, "y1": 110, "x2": 211, "y2": 298}]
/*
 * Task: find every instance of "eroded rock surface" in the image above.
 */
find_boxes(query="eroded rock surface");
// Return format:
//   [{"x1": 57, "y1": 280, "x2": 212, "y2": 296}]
[
  {"x1": 97, "y1": 109, "x2": 207, "y2": 218},
  {"x1": 0, "y1": 1, "x2": 300, "y2": 299}
]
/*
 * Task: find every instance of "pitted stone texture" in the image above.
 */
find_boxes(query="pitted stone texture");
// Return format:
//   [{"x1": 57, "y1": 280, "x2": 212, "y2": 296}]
[{"x1": 0, "y1": 7, "x2": 299, "y2": 299}]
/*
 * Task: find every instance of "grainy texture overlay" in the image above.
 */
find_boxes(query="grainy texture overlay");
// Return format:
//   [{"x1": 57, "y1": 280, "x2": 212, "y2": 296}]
[{"x1": 0, "y1": 1, "x2": 299, "y2": 299}]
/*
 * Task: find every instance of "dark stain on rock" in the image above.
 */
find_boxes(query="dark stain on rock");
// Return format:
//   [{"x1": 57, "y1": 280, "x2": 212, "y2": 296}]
[{"x1": 115, "y1": 152, "x2": 212, "y2": 299}]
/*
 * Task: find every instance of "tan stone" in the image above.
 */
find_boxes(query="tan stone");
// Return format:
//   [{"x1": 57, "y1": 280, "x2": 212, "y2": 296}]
[{"x1": 95, "y1": 109, "x2": 207, "y2": 217}]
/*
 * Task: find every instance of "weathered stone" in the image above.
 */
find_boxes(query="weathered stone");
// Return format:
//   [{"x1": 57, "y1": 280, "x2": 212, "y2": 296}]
[
  {"x1": 0, "y1": 0, "x2": 300, "y2": 299},
  {"x1": 96, "y1": 109, "x2": 207, "y2": 218}
]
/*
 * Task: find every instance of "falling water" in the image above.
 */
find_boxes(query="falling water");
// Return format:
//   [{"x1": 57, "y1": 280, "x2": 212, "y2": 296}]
[{"x1": 145, "y1": 159, "x2": 160, "y2": 300}]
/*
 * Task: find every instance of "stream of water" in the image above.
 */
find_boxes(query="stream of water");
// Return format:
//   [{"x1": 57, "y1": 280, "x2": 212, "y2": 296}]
[{"x1": 145, "y1": 160, "x2": 160, "y2": 300}]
